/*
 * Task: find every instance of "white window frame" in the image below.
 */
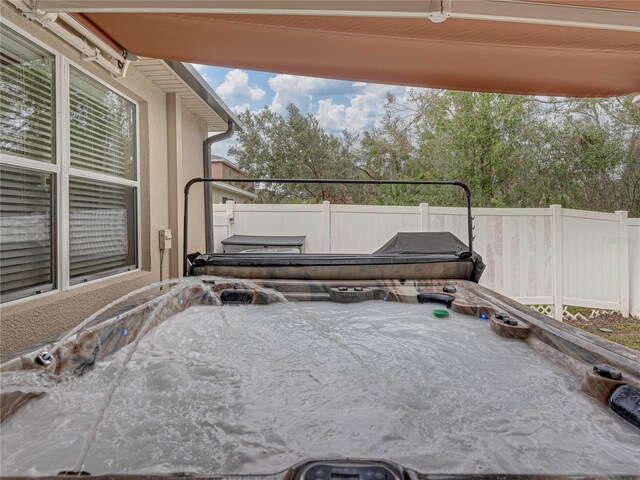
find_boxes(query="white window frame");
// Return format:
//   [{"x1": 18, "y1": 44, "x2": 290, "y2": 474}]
[
  {"x1": 0, "y1": 18, "x2": 141, "y2": 305},
  {"x1": 66, "y1": 59, "x2": 140, "y2": 287}
]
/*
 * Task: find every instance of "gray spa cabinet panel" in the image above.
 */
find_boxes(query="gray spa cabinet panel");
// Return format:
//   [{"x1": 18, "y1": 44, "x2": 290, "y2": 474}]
[
  {"x1": 4, "y1": 455, "x2": 640, "y2": 478},
  {"x1": 3, "y1": 471, "x2": 640, "y2": 480},
  {"x1": 3, "y1": 475, "x2": 640, "y2": 480}
]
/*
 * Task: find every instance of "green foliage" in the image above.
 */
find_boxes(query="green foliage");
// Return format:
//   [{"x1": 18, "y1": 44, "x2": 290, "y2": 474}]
[
  {"x1": 383, "y1": 91, "x2": 542, "y2": 207},
  {"x1": 532, "y1": 97, "x2": 640, "y2": 215},
  {"x1": 229, "y1": 94, "x2": 639, "y2": 215},
  {"x1": 229, "y1": 104, "x2": 359, "y2": 203}
]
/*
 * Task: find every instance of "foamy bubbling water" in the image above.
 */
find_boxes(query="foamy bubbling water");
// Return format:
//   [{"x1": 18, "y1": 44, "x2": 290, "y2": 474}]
[{"x1": 2, "y1": 302, "x2": 639, "y2": 475}]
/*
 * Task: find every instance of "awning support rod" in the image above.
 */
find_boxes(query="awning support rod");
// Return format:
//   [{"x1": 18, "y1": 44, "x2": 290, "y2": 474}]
[
  {"x1": 183, "y1": 177, "x2": 474, "y2": 277},
  {"x1": 8, "y1": 0, "x2": 131, "y2": 76},
  {"x1": 32, "y1": 0, "x2": 640, "y2": 33}
]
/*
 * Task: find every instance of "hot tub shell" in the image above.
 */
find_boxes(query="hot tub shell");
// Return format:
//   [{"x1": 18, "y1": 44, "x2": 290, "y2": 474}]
[{"x1": 2, "y1": 278, "x2": 639, "y2": 425}]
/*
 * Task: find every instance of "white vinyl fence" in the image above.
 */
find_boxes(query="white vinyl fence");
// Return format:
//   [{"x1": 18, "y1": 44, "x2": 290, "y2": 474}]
[
  {"x1": 631, "y1": 219, "x2": 640, "y2": 319},
  {"x1": 213, "y1": 202, "x2": 640, "y2": 320}
]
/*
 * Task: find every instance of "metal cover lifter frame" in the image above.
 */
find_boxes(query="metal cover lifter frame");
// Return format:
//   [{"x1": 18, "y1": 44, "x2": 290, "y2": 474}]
[{"x1": 183, "y1": 177, "x2": 474, "y2": 277}]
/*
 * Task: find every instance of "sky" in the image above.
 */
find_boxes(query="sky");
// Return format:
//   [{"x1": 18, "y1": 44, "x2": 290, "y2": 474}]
[{"x1": 192, "y1": 64, "x2": 413, "y2": 161}]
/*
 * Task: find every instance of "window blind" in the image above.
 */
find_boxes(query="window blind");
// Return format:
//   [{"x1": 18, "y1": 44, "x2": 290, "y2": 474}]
[
  {"x1": 0, "y1": 165, "x2": 55, "y2": 301},
  {"x1": 69, "y1": 177, "x2": 136, "y2": 282},
  {"x1": 0, "y1": 24, "x2": 139, "y2": 303},
  {"x1": 0, "y1": 25, "x2": 56, "y2": 164},
  {"x1": 69, "y1": 66, "x2": 136, "y2": 180}
]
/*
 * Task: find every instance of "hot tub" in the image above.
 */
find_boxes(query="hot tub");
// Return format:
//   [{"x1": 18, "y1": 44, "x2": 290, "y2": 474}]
[{"x1": 1, "y1": 278, "x2": 639, "y2": 478}]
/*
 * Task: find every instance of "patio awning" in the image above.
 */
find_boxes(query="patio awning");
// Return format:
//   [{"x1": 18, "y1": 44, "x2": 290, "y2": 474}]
[{"x1": 36, "y1": 0, "x2": 640, "y2": 96}]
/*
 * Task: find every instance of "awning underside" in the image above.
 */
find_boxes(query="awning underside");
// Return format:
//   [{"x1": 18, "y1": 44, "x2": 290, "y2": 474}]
[{"x1": 49, "y1": 1, "x2": 640, "y2": 96}]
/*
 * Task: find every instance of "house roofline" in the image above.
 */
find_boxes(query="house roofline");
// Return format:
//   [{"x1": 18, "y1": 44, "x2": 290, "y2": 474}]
[
  {"x1": 165, "y1": 60, "x2": 243, "y2": 131},
  {"x1": 211, "y1": 157, "x2": 242, "y2": 172},
  {"x1": 212, "y1": 181, "x2": 258, "y2": 200}
]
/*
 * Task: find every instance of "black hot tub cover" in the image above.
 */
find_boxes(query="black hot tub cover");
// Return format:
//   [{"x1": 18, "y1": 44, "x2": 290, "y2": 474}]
[
  {"x1": 374, "y1": 232, "x2": 470, "y2": 256},
  {"x1": 193, "y1": 232, "x2": 485, "y2": 282}
]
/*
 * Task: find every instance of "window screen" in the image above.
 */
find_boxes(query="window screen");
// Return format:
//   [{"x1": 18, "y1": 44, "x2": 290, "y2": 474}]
[
  {"x1": 69, "y1": 177, "x2": 136, "y2": 283},
  {"x1": 0, "y1": 165, "x2": 55, "y2": 302},
  {"x1": 0, "y1": 25, "x2": 56, "y2": 164},
  {"x1": 69, "y1": 66, "x2": 136, "y2": 180},
  {"x1": 68, "y1": 66, "x2": 137, "y2": 284},
  {"x1": 1, "y1": 24, "x2": 139, "y2": 302}
]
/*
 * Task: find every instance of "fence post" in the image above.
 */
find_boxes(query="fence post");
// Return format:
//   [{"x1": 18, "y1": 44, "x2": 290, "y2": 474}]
[
  {"x1": 420, "y1": 203, "x2": 430, "y2": 231},
  {"x1": 322, "y1": 201, "x2": 331, "y2": 253},
  {"x1": 616, "y1": 210, "x2": 630, "y2": 318},
  {"x1": 551, "y1": 204, "x2": 563, "y2": 321},
  {"x1": 225, "y1": 200, "x2": 235, "y2": 240}
]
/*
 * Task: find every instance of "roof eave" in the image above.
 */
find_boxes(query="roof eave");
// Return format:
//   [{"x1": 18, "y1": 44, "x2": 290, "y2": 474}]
[
  {"x1": 165, "y1": 60, "x2": 244, "y2": 131},
  {"x1": 212, "y1": 181, "x2": 258, "y2": 200},
  {"x1": 211, "y1": 157, "x2": 242, "y2": 171}
]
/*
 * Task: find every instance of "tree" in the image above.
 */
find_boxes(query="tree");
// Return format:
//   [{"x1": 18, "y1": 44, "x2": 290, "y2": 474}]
[
  {"x1": 228, "y1": 93, "x2": 639, "y2": 215},
  {"x1": 358, "y1": 90, "x2": 544, "y2": 207},
  {"x1": 229, "y1": 104, "x2": 359, "y2": 203},
  {"x1": 358, "y1": 91, "x2": 639, "y2": 214},
  {"x1": 534, "y1": 97, "x2": 640, "y2": 216}
]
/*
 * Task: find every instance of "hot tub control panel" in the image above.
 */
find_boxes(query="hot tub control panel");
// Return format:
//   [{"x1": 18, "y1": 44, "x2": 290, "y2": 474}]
[{"x1": 299, "y1": 462, "x2": 401, "y2": 480}]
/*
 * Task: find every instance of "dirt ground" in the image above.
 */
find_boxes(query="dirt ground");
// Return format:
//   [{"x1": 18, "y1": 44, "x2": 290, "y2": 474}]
[{"x1": 564, "y1": 312, "x2": 640, "y2": 351}]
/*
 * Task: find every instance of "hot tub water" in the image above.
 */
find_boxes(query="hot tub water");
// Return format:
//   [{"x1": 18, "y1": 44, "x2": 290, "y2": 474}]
[{"x1": 2, "y1": 301, "x2": 640, "y2": 475}]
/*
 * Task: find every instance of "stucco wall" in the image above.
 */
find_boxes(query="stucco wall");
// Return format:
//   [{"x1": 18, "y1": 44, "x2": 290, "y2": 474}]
[
  {"x1": 211, "y1": 161, "x2": 243, "y2": 179},
  {"x1": 210, "y1": 161, "x2": 254, "y2": 204},
  {"x1": 181, "y1": 107, "x2": 208, "y2": 256},
  {"x1": 0, "y1": 3, "x2": 203, "y2": 355}
]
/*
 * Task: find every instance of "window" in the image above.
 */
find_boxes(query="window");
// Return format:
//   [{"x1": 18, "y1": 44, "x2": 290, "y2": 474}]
[
  {"x1": 69, "y1": 179, "x2": 136, "y2": 282},
  {"x1": 70, "y1": 66, "x2": 136, "y2": 179},
  {"x1": 69, "y1": 67, "x2": 137, "y2": 283},
  {"x1": 0, "y1": 25, "x2": 57, "y2": 302},
  {"x1": 0, "y1": 22, "x2": 138, "y2": 303},
  {"x1": 0, "y1": 165, "x2": 56, "y2": 302},
  {"x1": 0, "y1": 26, "x2": 56, "y2": 163}
]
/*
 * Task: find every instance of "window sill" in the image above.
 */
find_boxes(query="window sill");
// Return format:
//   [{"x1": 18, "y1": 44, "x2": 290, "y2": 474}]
[{"x1": 0, "y1": 269, "x2": 152, "y2": 313}]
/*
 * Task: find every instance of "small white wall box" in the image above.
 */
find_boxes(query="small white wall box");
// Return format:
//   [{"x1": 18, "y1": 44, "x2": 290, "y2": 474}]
[{"x1": 159, "y1": 230, "x2": 172, "y2": 250}]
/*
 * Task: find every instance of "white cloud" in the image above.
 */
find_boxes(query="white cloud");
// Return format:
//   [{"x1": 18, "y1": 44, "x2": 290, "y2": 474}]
[
  {"x1": 210, "y1": 136, "x2": 237, "y2": 161},
  {"x1": 216, "y1": 69, "x2": 266, "y2": 101},
  {"x1": 231, "y1": 103, "x2": 251, "y2": 114},
  {"x1": 268, "y1": 74, "x2": 356, "y2": 115},
  {"x1": 268, "y1": 73, "x2": 413, "y2": 132},
  {"x1": 317, "y1": 84, "x2": 410, "y2": 133},
  {"x1": 317, "y1": 99, "x2": 347, "y2": 130},
  {"x1": 191, "y1": 63, "x2": 211, "y2": 83}
]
